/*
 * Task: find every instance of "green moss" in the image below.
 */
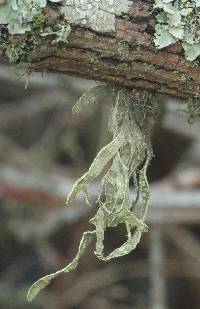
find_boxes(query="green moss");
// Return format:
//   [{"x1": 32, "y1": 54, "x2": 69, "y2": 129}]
[
  {"x1": 31, "y1": 11, "x2": 45, "y2": 32},
  {"x1": 0, "y1": 40, "x2": 26, "y2": 63}
]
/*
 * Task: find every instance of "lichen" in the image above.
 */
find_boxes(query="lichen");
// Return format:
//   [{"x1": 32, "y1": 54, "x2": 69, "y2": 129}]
[
  {"x1": 1, "y1": 0, "x2": 200, "y2": 63},
  {"x1": 0, "y1": 40, "x2": 26, "y2": 62},
  {"x1": 61, "y1": 0, "x2": 132, "y2": 33},
  {"x1": 1, "y1": 0, "x2": 199, "y2": 300},
  {"x1": 0, "y1": 0, "x2": 64, "y2": 33},
  {"x1": 0, "y1": 0, "x2": 72, "y2": 62},
  {"x1": 41, "y1": 23, "x2": 71, "y2": 44},
  {"x1": 27, "y1": 85, "x2": 161, "y2": 302},
  {"x1": 154, "y1": 0, "x2": 200, "y2": 61},
  {"x1": 0, "y1": 0, "x2": 131, "y2": 36},
  {"x1": 0, "y1": 0, "x2": 131, "y2": 63},
  {"x1": 0, "y1": 0, "x2": 46, "y2": 34}
]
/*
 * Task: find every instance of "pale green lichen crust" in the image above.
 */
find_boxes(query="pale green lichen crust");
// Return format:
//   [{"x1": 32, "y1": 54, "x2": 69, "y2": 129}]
[
  {"x1": 27, "y1": 85, "x2": 161, "y2": 302},
  {"x1": 61, "y1": 0, "x2": 132, "y2": 32},
  {"x1": 154, "y1": 0, "x2": 200, "y2": 61}
]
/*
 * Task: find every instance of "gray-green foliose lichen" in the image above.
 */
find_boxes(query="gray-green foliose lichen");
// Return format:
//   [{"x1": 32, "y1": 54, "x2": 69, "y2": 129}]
[
  {"x1": 154, "y1": 0, "x2": 200, "y2": 61},
  {"x1": 0, "y1": 0, "x2": 61, "y2": 34},
  {"x1": 0, "y1": 0, "x2": 71, "y2": 62}
]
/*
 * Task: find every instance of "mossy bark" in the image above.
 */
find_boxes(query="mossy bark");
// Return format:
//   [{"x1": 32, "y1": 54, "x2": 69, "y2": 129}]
[{"x1": 1, "y1": 1, "x2": 200, "y2": 98}]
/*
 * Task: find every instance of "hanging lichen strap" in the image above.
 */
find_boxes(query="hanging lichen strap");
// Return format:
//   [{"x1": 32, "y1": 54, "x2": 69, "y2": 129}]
[
  {"x1": 66, "y1": 129, "x2": 127, "y2": 206},
  {"x1": 27, "y1": 230, "x2": 95, "y2": 302},
  {"x1": 27, "y1": 85, "x2": 161, "y2": 301},
  {"x1": 90, "y1": 88, "x2": 160, "y2": 261}
]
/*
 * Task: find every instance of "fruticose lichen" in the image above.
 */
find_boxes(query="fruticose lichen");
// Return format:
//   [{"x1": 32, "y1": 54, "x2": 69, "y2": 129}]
[
  {"x1": 154, "y1": 0, "x2": 200, "y2": 61},
  {"x1": 27, "y1": 85, "x2": 161, "y2": 302},
  {"x1": 1, "y1": 0, "x2": 199, "y2": 302}
]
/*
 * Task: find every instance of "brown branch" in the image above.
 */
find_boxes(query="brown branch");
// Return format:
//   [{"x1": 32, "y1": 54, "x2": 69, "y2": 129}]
[{"x1": 1, "y1": 2, "x2": 200, "y2": 98}]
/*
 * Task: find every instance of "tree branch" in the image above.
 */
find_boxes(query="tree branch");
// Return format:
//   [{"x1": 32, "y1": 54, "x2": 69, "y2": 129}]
[{"x1": 1, "y1": 1, "x2": 200, "y2": 98}]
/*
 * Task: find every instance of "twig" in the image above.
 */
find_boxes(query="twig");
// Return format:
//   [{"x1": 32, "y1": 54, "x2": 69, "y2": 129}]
[
  {"x1": 149, "y1": 226, "x2": 167, "y2": 309},
  {"x1": 1, "y1": 165, "x2": 200, "y2": 225}
]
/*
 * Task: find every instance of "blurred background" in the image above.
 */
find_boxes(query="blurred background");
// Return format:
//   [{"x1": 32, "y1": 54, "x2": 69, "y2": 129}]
[{"x1": 0, "y1": 63, "x2": 200, "y2": 309}]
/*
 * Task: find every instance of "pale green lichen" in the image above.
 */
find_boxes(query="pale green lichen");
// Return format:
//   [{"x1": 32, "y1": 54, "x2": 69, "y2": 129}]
[
  {"x1": 61, "y1": 0, "x2": 132, "y2": 33},
  {"x1": 0, "y1": 0, "x2": 66, "y2": 46},
  {"x1": 41, "y1": 23, "x2": 71, "y2": 44},
  {"x1": 27, "y1": 85, "x2": 161, "y2": 302},
  {"x1": 27, "y1": 230, "x2": 95, "y2": 302},
  {"x1": 0, "y1": 0, "x2": 44, "y2": 34},
  {"x1": 154, "y1": 0, "x2": 200, "y2": 61}
]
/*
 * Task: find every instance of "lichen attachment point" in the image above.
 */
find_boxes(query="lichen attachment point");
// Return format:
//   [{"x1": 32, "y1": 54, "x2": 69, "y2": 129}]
[{"x1": 27, "y1": 85, "x2": 161, "y2": 302}]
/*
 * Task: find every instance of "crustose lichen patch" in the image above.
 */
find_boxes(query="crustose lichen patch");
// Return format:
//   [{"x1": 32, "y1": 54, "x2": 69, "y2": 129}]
[{"x1": 61, "y1": 0, "x2": 132, "y2": 33}]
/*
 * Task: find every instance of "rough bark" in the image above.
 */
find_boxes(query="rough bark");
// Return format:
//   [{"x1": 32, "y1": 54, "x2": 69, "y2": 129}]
[{"x1": 2, "y1": 1, "x2": 200, "y2": 98}]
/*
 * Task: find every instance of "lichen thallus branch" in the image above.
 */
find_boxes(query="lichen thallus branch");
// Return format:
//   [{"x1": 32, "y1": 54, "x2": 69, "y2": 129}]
[{"x1": 27, "y1": 85, "x2": 161, "y2": 302}]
